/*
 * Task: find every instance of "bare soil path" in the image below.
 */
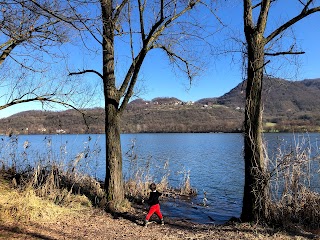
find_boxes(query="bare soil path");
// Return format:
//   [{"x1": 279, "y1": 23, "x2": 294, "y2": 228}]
[{"x1": 1, "y1": 205, "x2": 319, "y2": 240}]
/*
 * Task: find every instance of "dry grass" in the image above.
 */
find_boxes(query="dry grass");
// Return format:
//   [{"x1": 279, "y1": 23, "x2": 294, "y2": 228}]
[
  {"x1": 0, "y1": 176, "x2": 91, "y2": 224},
  {"x1": 265, "y1": 134, "x2": 320, "y2": 229},
  {"x1": 179, "y1": 170, "x2": 197, "y2": 196}
]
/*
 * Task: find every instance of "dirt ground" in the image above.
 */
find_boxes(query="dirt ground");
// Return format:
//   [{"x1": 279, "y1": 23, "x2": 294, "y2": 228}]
[{"x1": 1, "y1": 203, "x2": 319, "y2": 240}]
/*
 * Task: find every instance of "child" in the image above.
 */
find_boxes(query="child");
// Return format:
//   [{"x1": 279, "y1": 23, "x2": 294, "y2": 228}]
[{"x1": 143, "y1": 183, "x2": 164, "y2": 227}]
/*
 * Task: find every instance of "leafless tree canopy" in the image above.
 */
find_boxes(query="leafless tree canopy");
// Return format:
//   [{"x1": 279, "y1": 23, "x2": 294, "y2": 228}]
[
  {"x1": 0, "y1": 0, "x2": 97, "y2": 114},
  {"x1": 1, "y1": 0, "x2": 72, "y2": 67},
  {"x1": 69, "y1": 0, "x2": 217, "y2": 108}
]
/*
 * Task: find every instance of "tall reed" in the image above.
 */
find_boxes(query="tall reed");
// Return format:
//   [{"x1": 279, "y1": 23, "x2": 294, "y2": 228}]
[
  {"x1": 0, "y1": 135, "x2": 105, "y2": 207},
  {"x1": 123, "y1": 138, "x2": 197, "y2": 202},
  {"x1": 266, "y1": 134, "x2": 320, "y2": 228}
]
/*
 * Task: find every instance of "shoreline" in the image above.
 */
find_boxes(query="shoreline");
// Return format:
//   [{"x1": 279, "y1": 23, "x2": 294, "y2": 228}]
[{"x1": 1, "y1": 206, "x2": 319, "y2": 240}]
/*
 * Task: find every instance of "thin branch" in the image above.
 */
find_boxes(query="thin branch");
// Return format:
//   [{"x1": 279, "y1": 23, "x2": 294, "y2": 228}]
[
  {"x1": 68, "y1": 6, "x2": 102, "y2": 45},
  {"x1": 137, "y1": 0, "x2": 146, "y2": 41},
  {"x1": 8, "y1": 55, "x2": 47, "y2": 73},
  {"x1": 199, "y1": 1, "x2": 226, "y2": 27},
  {"x1": 68, "y1": 69, "x2": 103, "y2": 80},
  {"x1": 145, "y1": 0, "x2": 200, "y2": 46},
  {"x1": 160, "y1": 0, "x2": 164, "y2": 20},
  {"x1": 0, "y1": 96, "x2": 90, "y2": 130},
  {"x1": 265, "y1": 51, "x2": 305, "y2": 56},
  {"x1": 28, "y1": 0, "x2": 80, "y2": 30},
  {"x1": 128, "y1": 1, "x2": 135, "y2": 62},
  {"x1": 302, "y1": 0, "x2": 314, "y2": 13},
  {"x1": 156, "y1": 45, "x2": 194, "y2": 81}
]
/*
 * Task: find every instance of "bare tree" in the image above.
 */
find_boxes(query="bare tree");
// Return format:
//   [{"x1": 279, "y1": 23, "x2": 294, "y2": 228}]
[
  {"x1": 0, "y1": 0, "x2": 92, "y2": 115},
  {"x1": 69, "y1": 0, "x2": 216, "y2": 210},
  {"x1": 242, "y1": 0, "x2": 320, "y2": 222}
]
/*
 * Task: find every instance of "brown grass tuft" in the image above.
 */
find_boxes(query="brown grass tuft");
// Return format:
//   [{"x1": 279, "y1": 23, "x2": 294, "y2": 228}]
[{"x1": 0, "y1": 175, "x2": 90, "y2": 224}]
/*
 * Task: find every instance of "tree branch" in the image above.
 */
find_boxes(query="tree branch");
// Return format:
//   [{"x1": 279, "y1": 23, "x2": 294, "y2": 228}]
[
  {"x1": 143, "y1": 0, "x2": 200, "y2": 49},
  {"x1": 118, "y1": 0, "x2": 202, "y2": 112},
  {"x1": 137, "y1": 0, "x2": 146, "y2": 41},
  {"x1": 257, "y1": 0, "x2": 271, "y2": 34},
  {"x1": 0, "y1": 97, "x2": 90, "y2": 130},
  {"x1": 68, "y1": 69, "x2": 103, "y2": 80},
  {"x1": 68, "y1": 6, "x2": 102, "y2": 45},
  {"x1": 266, "y1": 5, "x2": 320, "y2": 43},
  {"x1": 28, "y1": 0, "x2": 80, "y2": 30},
  {"x1": 113, "y1": 0, "x2": 129, "y2": 22},
  {"x1": 243, "y1": 0, "x2": 255, "y2": 33},
  {"x1": 0, "y1": 40, "x2": 19, "y2": 66},
  {"x1": 156, "y1": 45, "x2": 194, "y2": 81},
  {"x1": 118, "y1": 52, "x2": 146, "y2": 114},
  {"x1": 118, "y1": 1, "x2": 168, "y2": 96},
  {"x1": 265, "y1": 51, "x2": 305, "y2": 56},
  {"x1": 127, "y1": 1, "x2": 135, "y2": 62},
  {"x1": 252, "y1": 0, "x2": 276, "y2": 9}
]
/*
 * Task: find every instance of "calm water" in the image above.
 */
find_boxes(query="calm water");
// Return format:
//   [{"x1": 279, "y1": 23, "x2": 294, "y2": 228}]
[{"x1": 1, "y1": 133, "x2": 319, "y2": 224}]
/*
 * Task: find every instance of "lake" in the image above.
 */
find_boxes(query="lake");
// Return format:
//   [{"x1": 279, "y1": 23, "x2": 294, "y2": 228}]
[{"x1": 1, "y1": 132, "x2": 319, "y2": 224}]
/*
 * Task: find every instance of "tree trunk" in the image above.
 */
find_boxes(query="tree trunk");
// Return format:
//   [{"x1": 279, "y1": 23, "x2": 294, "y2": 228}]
[
  {"x1": 241, "y1": 34, "x2": 268, "y2": 222},
  {"x1": 102, "y1": 0, "x2": 125, "y2": 210},
  {"x1": 104, "y1": 100, "x2": 124, "y2": 209}
]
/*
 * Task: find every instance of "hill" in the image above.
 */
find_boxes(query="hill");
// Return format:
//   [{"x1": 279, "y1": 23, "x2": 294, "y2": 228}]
[
  {"x1": 217, "y1": 77, "x2": 320, "y2": 114},
  {"x1": 215, "y1": 77, "x2": 320, "y2": 132},
  {"x1": 0, "y1": 78, "x2": 320, "y2": 134}
]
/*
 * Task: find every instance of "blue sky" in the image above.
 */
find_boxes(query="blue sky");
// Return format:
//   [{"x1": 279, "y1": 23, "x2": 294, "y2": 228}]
[
  {"x1": 1, "y1": 0, "x2": 320, "y2": 118},
  {"x1": 130, "y1": 0, "x2": 320, "y2": 102}
]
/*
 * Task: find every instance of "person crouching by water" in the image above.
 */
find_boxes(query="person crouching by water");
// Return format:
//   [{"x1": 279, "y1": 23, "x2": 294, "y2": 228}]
[{"x1": 143, "y1": 183, "x2": 164, "y2": 227}]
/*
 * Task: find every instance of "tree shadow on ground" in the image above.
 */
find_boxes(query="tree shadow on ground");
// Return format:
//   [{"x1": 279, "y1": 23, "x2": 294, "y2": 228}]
[{"x1": 0, "y1": 225, "x2": 56, "y2": 240}]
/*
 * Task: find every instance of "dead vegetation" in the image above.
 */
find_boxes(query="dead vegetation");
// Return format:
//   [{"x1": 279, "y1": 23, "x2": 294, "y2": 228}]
[
  {"x1": 244, "y1": 134, "x2": 320, "y2": 232},
  {"x1": 0, "y1": 173, "x2": 319, "y2": 240},
  {"x1": 124, "y1": 139, "x2": 197, "y2": 204},
  {"x1": 266, "y1": 135, "x2": 320, "y2": 229},
  {"x1": 0, "y1": 172, "x2": 91, "y2": 224},
  {"x1": 0, "y1": 166, "x2": 319, "y2": 239}
]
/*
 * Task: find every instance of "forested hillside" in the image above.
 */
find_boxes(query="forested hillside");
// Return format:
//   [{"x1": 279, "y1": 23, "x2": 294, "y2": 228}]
[{"x1": 0, "y1": 78, "x2": 320, "y2": 135}]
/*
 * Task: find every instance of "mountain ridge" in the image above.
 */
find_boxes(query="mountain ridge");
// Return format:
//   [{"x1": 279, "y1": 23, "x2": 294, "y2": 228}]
[{"x1": 1, "y1": 78, "x2": 320, "y2": 134}]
